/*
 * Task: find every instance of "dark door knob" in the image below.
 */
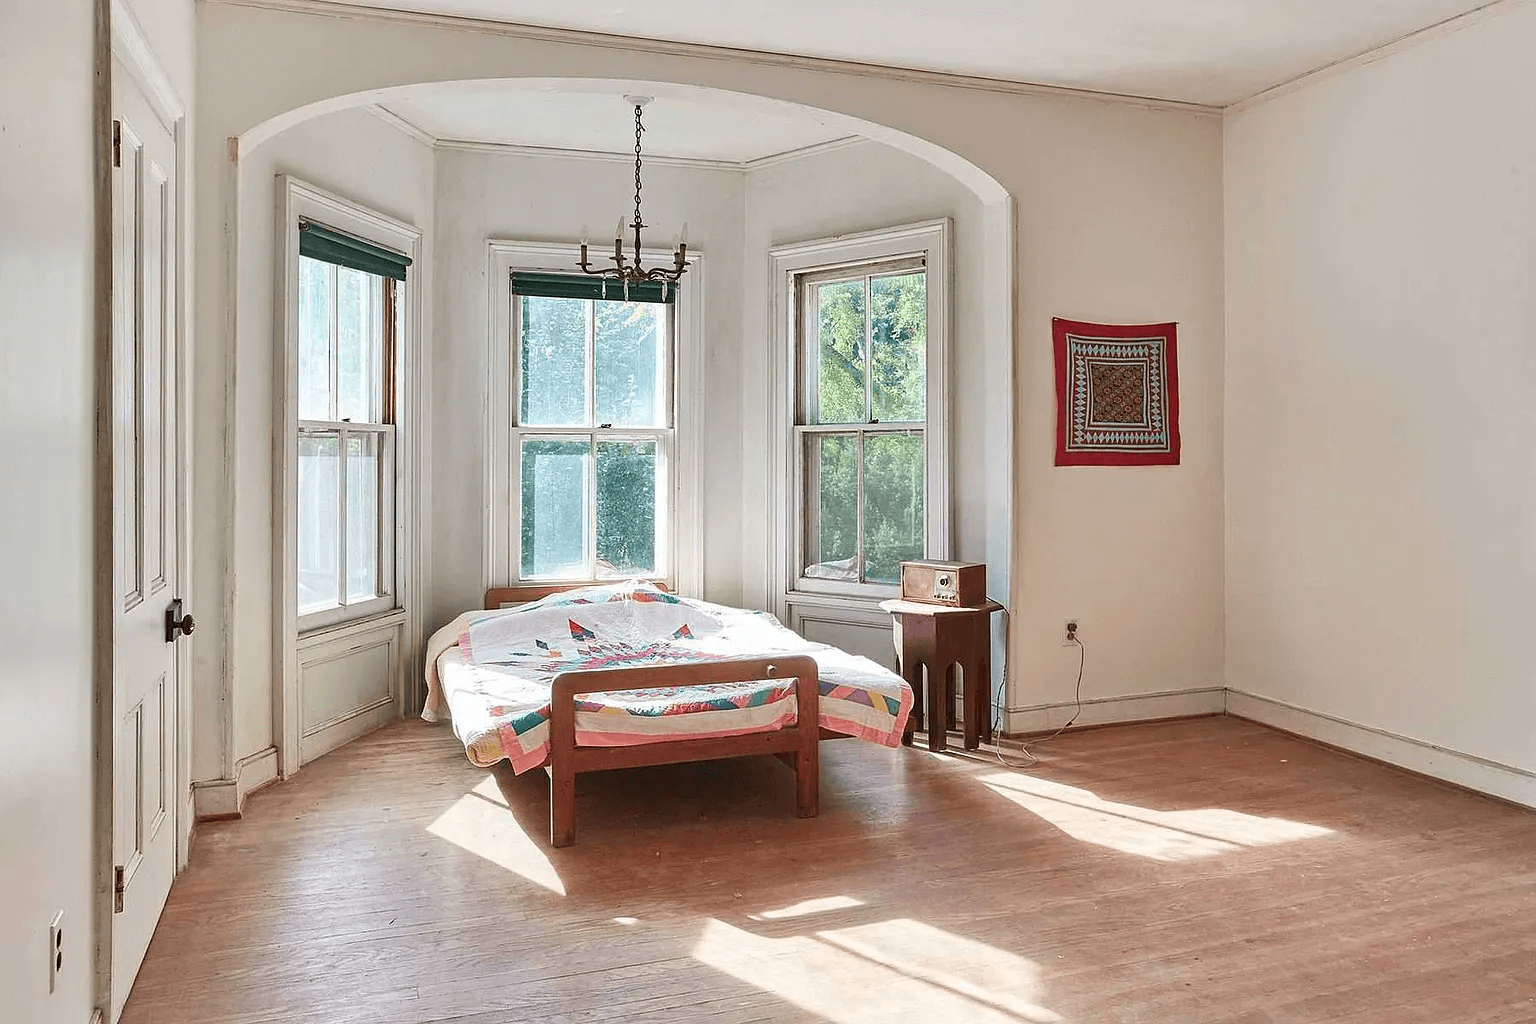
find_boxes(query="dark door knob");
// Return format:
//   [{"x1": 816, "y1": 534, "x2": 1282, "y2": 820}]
[{"x1": 165, "y1": 599, "x2": 196, "y2": 643}]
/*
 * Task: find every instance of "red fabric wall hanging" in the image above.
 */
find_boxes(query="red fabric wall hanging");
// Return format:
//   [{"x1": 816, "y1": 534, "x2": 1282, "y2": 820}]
[{"x1": 1054, "y1": 318, "x2": 1180, "y2": 467}]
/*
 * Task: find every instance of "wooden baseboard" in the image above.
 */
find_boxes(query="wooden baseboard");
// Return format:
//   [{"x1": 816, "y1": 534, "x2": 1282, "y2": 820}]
[
  {"x1": 1004, "y1": 686, "x2": 1226, "y2": 735},
  {"x1": 1226, "y1": 689, "x2": 1536, "y2": 811},
  {"x1": 191, "y1": 745, "x2": 280, "y2": 820}
]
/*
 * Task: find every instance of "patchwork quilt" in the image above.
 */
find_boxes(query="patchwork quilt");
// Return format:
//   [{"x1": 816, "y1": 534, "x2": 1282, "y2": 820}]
[{"x1": 423, "y1": 581, "x2": 913, "y2": 773}]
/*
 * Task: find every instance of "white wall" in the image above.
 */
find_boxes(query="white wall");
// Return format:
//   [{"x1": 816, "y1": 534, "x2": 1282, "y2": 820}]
[
  {"x1": 430, "y1": 146, "x2": 747, "y2": 626},
  {"x1": 196, "y1": 0, "x2": 1227, "y2": 730},
  {"x1": 1001, "y1": 93, "x2": 1228, "y2": 721},
  {"x1": 194, "y1": 106, "x2": 435, "y2": 778},
  {"x1": 1226, "y1": 3, "x2": 1536, "y2": 780},
  {"x1": 0, "y1": 5, "x2": 100, "y2": 1021}
]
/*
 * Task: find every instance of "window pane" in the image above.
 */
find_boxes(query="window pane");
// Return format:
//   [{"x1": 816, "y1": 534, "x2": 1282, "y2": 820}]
[
  {"x1": 871, "y1": 272, "x2": 926, "y2": 422},
  {"x1": 520, "y1": 296, "x2": 589, "y2": 426},
  {"x1": 815, "y1": 279, "x2": 866, "y2": 424},
  {"x1": 521, "y1": 438, "x2": 590, "y2": 578},
  {"x1": 595, "y1": 301, "x2": 665, "y2": 428},
  {"x1": 298, "y1": 257, "x2": 332, "y2": 420},
  {"x1": 862, "y1": 433, "x2": 925, "y2": 584},
  {"x1": 298, "y1": 433, "x2": 340, "y2": 613},
  {"x1": 595, "y1": 440, "x2": 657, "y2": 577},
  {"x1": 336, "y1": 267, "x2": 380, "y2": 423},
  {"x1": 803, "y1": 434, "x2": 858, "y2": 580},
  {"x1": 345, "y1": 433, "x2": 380, "y2": 602}
]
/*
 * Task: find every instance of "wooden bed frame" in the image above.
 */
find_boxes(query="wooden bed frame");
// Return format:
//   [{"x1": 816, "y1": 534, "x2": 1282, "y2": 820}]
[{"x1": 484, "y1": 585, "x2": 823, "y2": 847}]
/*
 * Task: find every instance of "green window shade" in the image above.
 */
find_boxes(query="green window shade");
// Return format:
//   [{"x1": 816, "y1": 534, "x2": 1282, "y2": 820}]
[
  {"x1": 299, "y1": 222, "x2": 411, "y2": 281},
  {"x1": 512, "y1": 271, "x2": 676, "y2": 304}
]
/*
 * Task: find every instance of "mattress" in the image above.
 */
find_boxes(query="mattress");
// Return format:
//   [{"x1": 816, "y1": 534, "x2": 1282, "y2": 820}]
[{"x1": 423, "y1": 581, "x2": 913, "y2": 773}]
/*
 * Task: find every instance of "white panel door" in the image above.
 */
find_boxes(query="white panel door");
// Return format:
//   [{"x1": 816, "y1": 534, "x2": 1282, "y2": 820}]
[{"x1": 110, "y1": 61, "x2": 183, "y2": 1023}]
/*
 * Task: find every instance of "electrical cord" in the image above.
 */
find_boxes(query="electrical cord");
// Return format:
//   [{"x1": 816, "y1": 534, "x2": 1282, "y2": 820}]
[{"x1": 986, "y1": 630, "x2": 1085, "y2": 771}]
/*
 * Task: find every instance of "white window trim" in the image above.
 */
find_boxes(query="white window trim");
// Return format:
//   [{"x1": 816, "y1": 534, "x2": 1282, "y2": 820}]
[
  {"x1": 768, "y1": 219, "x2": 952, "y2": 619},
  {"x1": 484, "y1": 240, "x2": 705, "y2": 598},
  {"x1": 275, "y1": 175, "x2": 424, "y2": 779}
]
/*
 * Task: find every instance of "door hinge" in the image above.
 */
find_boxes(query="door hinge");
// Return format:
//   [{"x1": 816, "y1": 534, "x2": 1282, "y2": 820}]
[
  {"x1": 113, "y1": 865, "x2": 126, "y2": 913},
  {"x1": 112, "y1": 120, "x2": 122, "y2": 168}
]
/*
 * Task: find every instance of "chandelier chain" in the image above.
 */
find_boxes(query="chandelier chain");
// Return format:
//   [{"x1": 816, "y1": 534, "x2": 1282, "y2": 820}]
[{"x1": 633, "y1": 103, "x2": 644, "y2": 234}]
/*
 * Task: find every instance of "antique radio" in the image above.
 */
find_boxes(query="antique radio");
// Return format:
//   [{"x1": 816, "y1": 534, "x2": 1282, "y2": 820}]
[{"x1": 898, "y1": 560, "x2": 987, "y2": 607}]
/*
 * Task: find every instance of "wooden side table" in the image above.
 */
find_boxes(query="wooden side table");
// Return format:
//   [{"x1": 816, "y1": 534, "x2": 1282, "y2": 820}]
[{"x1": 879, "y1": 599, "x2": 1002, "y2": 752}]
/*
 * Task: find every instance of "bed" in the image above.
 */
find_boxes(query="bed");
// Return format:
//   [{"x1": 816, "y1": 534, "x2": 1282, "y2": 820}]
[{"x1": 422, "y1": 581, "x2": 914, "y2": 846}]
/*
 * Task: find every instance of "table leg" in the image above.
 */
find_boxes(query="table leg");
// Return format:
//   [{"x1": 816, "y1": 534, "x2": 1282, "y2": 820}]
[
  {"x1": 929, "y1": 662, "x2": 948, "y2": 753},
  {"x1": 962, "y1": 658, "x2": 982, "y2": 751}
]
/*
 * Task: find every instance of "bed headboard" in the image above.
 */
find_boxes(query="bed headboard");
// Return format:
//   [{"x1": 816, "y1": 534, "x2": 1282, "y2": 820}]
[{"x1": 484, "y1": 580, "x2": 670, "y2": 609}]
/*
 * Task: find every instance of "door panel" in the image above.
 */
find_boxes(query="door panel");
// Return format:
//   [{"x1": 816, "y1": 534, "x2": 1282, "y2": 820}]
[{"x1": 111, "y1": 59, "x2": 181, "y2": 1024}]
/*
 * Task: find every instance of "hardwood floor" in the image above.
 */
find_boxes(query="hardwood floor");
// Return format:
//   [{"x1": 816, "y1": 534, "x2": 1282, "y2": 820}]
[{"x1": 122, "y1": 716, "x2": 1536, "y2": 1024}]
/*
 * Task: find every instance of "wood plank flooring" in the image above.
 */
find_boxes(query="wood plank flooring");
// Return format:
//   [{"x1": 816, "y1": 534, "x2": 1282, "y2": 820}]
[{"x1": 122, "y1": 716, "x2": 1536, "y2": 1023}]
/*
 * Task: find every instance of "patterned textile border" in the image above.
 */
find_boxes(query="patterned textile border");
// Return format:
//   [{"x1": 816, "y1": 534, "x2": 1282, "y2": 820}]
[{"x1": 1053, "y1": 318, "x2": 1181, "y2": 467}]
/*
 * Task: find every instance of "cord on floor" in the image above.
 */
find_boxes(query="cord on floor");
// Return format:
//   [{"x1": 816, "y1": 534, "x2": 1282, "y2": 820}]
[{"x1": 987, "y1": 632, "x2": 1085, "y2": 771}]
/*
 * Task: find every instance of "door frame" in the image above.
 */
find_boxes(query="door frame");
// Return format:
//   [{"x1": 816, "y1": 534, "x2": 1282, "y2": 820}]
[{"x1": 96, "y1": 0, "x2": 193, "y2": 1017}]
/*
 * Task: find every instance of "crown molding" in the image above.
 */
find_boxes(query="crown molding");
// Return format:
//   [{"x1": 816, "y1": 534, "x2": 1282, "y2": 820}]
[
  {"x1": 368, "y1": 104, "x2": 438, "y2": 147},
  {"x1": 435, "y1": 137, "x2": 745, "y2": 172},
  {"x1": 1228, "y1": 0, "x2": 1524, "y2": 114},
  {"x1": 741, "y1": 135, "x2": 866, "y2": 172},
  {"x1": 433, "y1": 133, "x2": 868, "y2": 174},
  {"x1": 208, "y1": 0, "x2": 1224, "y2": 117}
]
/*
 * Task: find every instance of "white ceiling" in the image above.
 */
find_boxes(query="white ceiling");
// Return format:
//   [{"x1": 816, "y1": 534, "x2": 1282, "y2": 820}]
[
  {"x1": 384, "y1": 82, "x2": 852, "y2": 163},
  {"x1": 342, "y1": 0, "x2": 1494, "y2": 106}
]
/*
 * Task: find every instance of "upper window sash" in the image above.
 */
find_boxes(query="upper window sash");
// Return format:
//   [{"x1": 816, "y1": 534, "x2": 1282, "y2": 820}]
[
  {"x1": 511, "y1": 288, "x2": 674, "y2": 432},
  {"x1": 797, "y1": 256, "x2": 928, "y2": 430}
]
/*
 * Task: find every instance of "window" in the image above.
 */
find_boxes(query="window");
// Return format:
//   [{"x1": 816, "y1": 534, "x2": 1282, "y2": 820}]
[
  {"x1": 797, "y1": 259, "x2": 929, "y2": 587},
  {"x1": 512, "y1": 275, "x2": 672, "y2": 583},
  {"x1": 295, "y1": 224, "x2": 403, "y2": 628},
  {"x1": 769, "y1": 219, "x2": 950, "y2": 610}
]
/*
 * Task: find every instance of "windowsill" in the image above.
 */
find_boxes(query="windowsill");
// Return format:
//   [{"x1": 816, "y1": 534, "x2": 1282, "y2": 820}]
[
  {"x1": 784, "y1": 586, "x2": 900, "y2": 609},
  {"x1": 298, "y1": 606, "x2": 406, "y2": 648}
]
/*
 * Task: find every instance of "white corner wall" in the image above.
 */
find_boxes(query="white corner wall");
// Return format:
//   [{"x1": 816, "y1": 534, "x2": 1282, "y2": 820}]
[
  {"x1": 0, "y1": 5, "x2": 100, "y2": 1021},
  {"x1": 1225, "y1": 2, "x2": 1536, "y2": 792},
  {"x1": 429, "y1": 146, "x2": 747, "y2": 626},
  {"x1": 194, "y1": 106, "x2": 435, "y2": 781},
  {"x1": 1004, "y1": 103, "x2": 1227, "y2": 723}
]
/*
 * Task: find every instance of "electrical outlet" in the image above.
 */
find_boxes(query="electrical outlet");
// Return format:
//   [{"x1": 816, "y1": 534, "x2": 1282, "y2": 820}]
[
  {"x1": 1063, "y1": 619, "x2": 1080, "y2": 646},
  {"x1": 48, "y1": 911, "x2": 63, "y2": 993}
]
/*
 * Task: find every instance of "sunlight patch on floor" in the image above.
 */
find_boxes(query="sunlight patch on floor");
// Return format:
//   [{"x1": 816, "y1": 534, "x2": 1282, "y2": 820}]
[
  {"x1": 693, "y1": 918, "x2": 1059, "y2": 1023},
  {"x1": 752, "y1": 896, "x2": 865, "y2": 920},
  {"x1": 425, "y1": 778, "x2": 565, "y2": 894},
  {"x1": 980, "y1": 772, "x2": 1333, "y2": 862}
]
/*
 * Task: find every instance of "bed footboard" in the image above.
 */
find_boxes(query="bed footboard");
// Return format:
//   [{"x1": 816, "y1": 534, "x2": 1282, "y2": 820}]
[{"x1": 546, "y1": 655, "x2": 821, "y2": 848}]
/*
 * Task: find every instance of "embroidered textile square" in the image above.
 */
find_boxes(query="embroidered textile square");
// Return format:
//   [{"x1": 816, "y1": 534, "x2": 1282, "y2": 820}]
[{"x1": 1054, "y1": 318, "x2": 1180, "y2": 466}]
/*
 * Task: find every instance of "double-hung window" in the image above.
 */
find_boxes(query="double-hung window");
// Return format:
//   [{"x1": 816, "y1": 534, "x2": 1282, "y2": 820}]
[
  {"x1": 295, "y1": 222, "x2": 405, "y2": 628},
  {"x1": 797, "y1": 258, "x2": 930, "y2": 590},
  {"x1": 511, "y1": 273, "x2": 673, "y2": 583}
]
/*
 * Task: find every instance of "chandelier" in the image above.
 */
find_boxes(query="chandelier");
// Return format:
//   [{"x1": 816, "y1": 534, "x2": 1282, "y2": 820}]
[{"x1": 578, "y1": 96, "x2": 690, "y2": 297}]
